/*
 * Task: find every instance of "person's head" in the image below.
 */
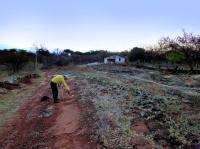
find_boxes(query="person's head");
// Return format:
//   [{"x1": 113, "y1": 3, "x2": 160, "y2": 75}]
[{"x1": 63, "y1": 75, "x2": 68, "y2": 80}]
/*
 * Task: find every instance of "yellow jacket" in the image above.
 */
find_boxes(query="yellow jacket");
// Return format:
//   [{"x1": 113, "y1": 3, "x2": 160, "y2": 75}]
[{"x1": 51, "y1": 75, "x2": 70, "y2": 91}]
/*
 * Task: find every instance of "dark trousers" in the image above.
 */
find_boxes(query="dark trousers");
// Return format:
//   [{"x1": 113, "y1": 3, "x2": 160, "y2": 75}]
[{"x1": 51, "y1": 81, "x2": 58, "y2": 102}]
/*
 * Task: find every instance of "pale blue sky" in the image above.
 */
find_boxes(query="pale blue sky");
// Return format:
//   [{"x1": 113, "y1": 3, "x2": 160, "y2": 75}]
[{"x1": 0, "y1": 0, "x2": 200, "y2": 52}]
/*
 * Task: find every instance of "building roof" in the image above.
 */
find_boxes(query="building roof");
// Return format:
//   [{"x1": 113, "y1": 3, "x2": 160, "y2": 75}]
[{"x1": 104, "y1": 55, "x2": 125, "y2": 59}]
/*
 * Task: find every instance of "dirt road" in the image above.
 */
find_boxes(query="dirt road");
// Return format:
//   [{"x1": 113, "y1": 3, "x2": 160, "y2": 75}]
[
  {"x1": 0, "y1": 70, "x2": 95, "y2": 149},
  {"x1": 1, "y1": 65, "x2": 200, "y2": 149}
]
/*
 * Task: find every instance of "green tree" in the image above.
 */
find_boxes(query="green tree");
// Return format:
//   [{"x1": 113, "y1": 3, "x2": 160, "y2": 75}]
[
  {"x1": 128, "y1": 47, "x2": 145, "y2": 62},
  {"x1": 166, "y1": 51, "x2": 186, "y2": 71}
]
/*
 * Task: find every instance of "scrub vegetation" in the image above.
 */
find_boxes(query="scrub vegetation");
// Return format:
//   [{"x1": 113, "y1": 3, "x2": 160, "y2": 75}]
[
  {"x1": 60, "y1": 65, "x2": 200, "y2": 148},
  {"x1": 0, "y1": 32, "x2": 200, "y2": 148}
]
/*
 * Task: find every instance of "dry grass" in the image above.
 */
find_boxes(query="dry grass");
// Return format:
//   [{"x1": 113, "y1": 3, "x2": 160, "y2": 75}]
[
  {"x1": 50, "y1": 66, "x2": 200, "y2": 148},
  {"x1": 0, "y1": 69, "x2": 9, "y2": 81},
  {"x1": 0, "y1": 71, "x2": 44, "y2": 128},
  {"x1": 139, "y1": 82, "x2": 165, "y2": 96}
]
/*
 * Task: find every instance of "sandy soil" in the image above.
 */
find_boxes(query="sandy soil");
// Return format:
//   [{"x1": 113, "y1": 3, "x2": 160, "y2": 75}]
[
  {"x1": 1, "y1": 65, "x2": 200, "y2": 149},
  {"x1": 0, "y1": 70, "x2": 95, "y2": 149}
]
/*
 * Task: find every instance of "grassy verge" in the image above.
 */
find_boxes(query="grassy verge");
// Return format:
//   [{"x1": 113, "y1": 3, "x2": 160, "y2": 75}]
[
  {"x1": 0, "y1": 69, "x2": 9, "y2": 81},
  {"x1": 0, "y1": 71, "x2": 44, "y2": 128}
]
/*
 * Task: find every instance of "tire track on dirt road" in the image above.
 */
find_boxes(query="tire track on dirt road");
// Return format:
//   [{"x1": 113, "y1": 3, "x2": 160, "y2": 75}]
[
  {"x1": 0, "y1": 70, "x2": 96, "y2": 149},
  {"x1": 47, "y1": 80, "x2": 96, "y2": 149}
]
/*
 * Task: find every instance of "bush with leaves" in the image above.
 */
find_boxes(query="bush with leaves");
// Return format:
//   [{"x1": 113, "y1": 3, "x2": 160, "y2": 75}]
[{"x1": 166, "y1": 51, "x2": 186, "y2": 71}]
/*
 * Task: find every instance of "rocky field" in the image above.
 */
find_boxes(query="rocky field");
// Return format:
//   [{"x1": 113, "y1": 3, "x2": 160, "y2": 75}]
[
  {"x1": 1, "y1": 65, "x2": 200, "y2": 149},
  {"x1": 61, "y1": 64, "x2": 200, "y2": 149}
]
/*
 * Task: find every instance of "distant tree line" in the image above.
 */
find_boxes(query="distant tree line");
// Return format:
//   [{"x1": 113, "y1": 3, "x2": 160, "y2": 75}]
[
  {"x1": 0, "y1": 49, "x2": 33, "y2": 74},
  {"x1": 0, "y1": 48, "x2": 114, "y2": 73},
  {"x1": 1, "y1": 31, "x2": 200, "y2": 74},
  {"x1": 128, "y1": 31, "x2": 200, "y2": 72}
]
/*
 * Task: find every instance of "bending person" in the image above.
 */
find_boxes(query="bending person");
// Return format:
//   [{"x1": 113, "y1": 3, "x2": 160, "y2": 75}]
[{"x1": 50, "y1": 74, "x2": 70, "y2": 103}]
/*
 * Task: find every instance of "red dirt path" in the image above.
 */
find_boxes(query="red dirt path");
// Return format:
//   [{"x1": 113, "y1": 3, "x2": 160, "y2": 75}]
[{"x1": 0, "y1": 70, "x2": 95, "y2": 149}]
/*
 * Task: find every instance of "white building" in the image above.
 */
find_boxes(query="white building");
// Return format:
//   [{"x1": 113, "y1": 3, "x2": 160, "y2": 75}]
[{"x1": 104, "y1": 55, "x2": 126, "y2": 64}]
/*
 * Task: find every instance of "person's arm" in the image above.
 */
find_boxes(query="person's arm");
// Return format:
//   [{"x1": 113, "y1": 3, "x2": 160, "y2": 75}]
[{"x1": 61, "y1": 78, "x2": 70, "y2": 93}]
